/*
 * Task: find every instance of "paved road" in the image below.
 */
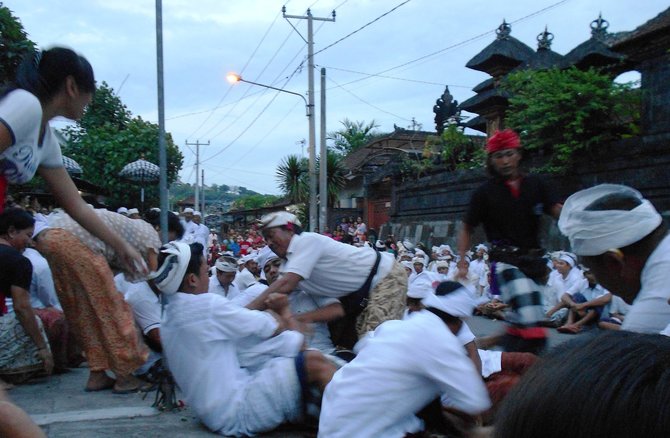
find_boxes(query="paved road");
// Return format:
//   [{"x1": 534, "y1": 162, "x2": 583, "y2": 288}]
[{"x1": 7, "y1": 317, "x2": 578, "y2": 437}]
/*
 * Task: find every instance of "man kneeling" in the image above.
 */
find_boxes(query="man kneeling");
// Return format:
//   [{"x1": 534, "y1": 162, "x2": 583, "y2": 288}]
[{"x1": 152, "y1": 242, "x2": 336, "y2": 436}]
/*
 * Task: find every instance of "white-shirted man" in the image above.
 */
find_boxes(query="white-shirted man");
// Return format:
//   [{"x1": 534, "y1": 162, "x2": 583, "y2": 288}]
[
  {"x1": 209, "y1": 255, "x2": 240, "y2": 300},
  {"x1": 154, "y1": 241, "x2": 338, "y2": 436},
  {"x1": 319, "y1": 281, "x2": 490, "y2": 438},
  {"x1": 250, "y1": 212, "x2": 407, "y2": 350},
  {"x1": 559, "y1": 184, "x2": 670, "y2": 334},
  {"x1": 234, "y1": 254, "x2": 258, "y2": 292}
]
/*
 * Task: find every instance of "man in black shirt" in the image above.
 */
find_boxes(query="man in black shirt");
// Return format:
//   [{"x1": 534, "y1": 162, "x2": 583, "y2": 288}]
[
  {"x1": 458, "y1": 129, "x2": 562, "y2": 254},
  {"x1": 457, "y1": 129, "x2": 562, "y2": 353}
]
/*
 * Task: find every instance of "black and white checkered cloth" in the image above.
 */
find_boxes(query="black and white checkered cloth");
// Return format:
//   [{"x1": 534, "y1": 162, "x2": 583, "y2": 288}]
[{"x1": 495, "y1": 262, "x2": 546, "y2": 327}]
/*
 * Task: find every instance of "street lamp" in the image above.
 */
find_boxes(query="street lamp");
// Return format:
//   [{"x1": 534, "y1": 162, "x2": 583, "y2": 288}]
[
  {"x1": 226, "y1": 73, "x2": 310, "y2": 116},
  {"x1": 227, "y1": 72, "x2": 317, "y2": 231}
]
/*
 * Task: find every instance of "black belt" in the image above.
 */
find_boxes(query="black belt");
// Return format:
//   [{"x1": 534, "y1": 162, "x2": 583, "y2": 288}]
[{"x1": 339, "y1": 251, "x2": 382, "y2": 316}]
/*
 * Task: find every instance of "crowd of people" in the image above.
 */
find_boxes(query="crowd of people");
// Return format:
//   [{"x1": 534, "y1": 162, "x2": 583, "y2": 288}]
[{"x1": 1, "y1": 47, "x2": 670, "y2": 438}]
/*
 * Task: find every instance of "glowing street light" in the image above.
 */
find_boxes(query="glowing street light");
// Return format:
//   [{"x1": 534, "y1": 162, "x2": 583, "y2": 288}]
[
  {"x1": 228, "y1": 71, "x2": 318, "y2": 231},
  {"x1": 226, "y1": 72, "x2": 309, "y2": 116}
]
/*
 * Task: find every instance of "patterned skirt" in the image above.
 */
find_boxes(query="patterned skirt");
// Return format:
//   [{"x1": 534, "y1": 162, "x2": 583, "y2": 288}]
[
  {"x1": 36, "y1": 228, "x2": 148, "y2": 375},
  {"x1": 0, "y1": 312, "x2": 48, "y2": 377}
]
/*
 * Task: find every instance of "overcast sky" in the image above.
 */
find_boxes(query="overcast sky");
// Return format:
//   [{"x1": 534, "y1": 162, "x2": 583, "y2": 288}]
[{"x1": 6, "y1": 0, "x2": 667, "y2": 195}]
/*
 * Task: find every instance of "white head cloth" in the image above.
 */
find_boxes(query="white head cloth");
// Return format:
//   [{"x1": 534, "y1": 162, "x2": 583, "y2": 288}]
[
  {"x1": 421, "y1": 286, "x2": 475, "y2": 318},
  {"x1": 412, "y1": 257, "x2": 425, "y2": 266},
  {"x1": 559, "y1": 252, "x2": 576, "y2": 267},
  {"x1": 259, "y1": 211, "x2": 301, "y2": 229},
  {"x1": 149, "y1": 242, "x2": 192, "y2": 295},
  {"x1": 32, "y1": 213, "x2": 50, "y2": 239},
  {"x1": 255, "y1": 245, "x2": 279, "y2": 271},
  {"x1": 475, "y1": 244, "x2": 489, "y2": 252},
  {"x1": 127, "y1": 208, "x2": 139, "y2": 215},
  {"x1": 558, "y1": 184, "x2": 662, "y2": 256},
  {"x1": 400, "y1": 260, "x2": 413, "y2": 270},
  {"x1": 407, "y1": 277, "x2": 434, "y2": 299},
  {"x1": 117, "y1": 207, "x2": 128, "y2": 214},
  {"x1": 215, "y1": 256, "x2": 237, "y2": 273}
]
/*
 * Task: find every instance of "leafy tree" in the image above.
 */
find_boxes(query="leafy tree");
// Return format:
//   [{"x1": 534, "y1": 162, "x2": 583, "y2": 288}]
[
  {"x1": 62, "y1": 82, "x2": 183, "y2": 209},
  {"x1": 328, "y1": 118, "x2": 380, "y2": 156},
  {"x1": 276, "y1": 154, "x2": 308, "y2": 204},
  {"x1": 231, "y1": 194, "x2": 280, "y2": 210},
  {"x1": 316, "y1": 150, "x2": 347, "y2": 207},
  {"x1": 502, "y1": 67, "x2": 640, "y2": 172},
  {"x1": 0, "y1": 3, "x2": 35, "y2": 84}
]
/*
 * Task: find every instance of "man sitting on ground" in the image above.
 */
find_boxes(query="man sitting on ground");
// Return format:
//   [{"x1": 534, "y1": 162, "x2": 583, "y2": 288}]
[
  {"x1": 153, "y1": 242, "x2": 337, "y2": 436},
  {"x1": 557, "y1": 267, "x2": 611, "y2": 334}
]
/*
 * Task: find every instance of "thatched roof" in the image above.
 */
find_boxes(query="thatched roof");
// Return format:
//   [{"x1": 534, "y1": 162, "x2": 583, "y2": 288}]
[{"x1": 459, "y1": 88, "x2": 510, "y2": 113}]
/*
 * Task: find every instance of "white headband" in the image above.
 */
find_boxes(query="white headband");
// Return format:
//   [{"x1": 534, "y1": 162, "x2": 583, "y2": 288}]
[
  {"x1": 149, "y1": 242, "x2": 192, "y2": 295},
  {"x1": 215, "y1": 256, "x2": 237, "y2": 273},
  {"x1": 559, "y1": 253, "x2": 576, "y2": 267},
  {"x1": 422, "y1": 287, "x2": 475, "y2": 318},
  {"x1": 407, "y1": 277, "x2": 434, "y2": 299},
  {"x1": 558, "y1": 184, "x2": 662, "y2": 256}
]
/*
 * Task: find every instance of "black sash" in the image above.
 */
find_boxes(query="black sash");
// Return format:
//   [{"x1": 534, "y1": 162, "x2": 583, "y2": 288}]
[{"x1": 339, "y1": 251, "x2": 382, "y2": 316}]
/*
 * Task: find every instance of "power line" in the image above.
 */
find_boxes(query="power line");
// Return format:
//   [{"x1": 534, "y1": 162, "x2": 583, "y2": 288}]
[
  {"x1": 325, "y1": 0, "x2": 571, "y2": 90},
  {"x1": 313, "y1": 0, "x2": 411, "y2": 56},
  {"x1": 187, "y1": 9, "x2": 283, "y2": 139},
  {"x1": 325, "y1": 74, "x2": 413, "y2": 122},
  {"x1": 317, "y1": 64, "x2": 473, "y2": 88},
  {"x1": 199, "y1": 67, "x2": 303, "y2": 165}
]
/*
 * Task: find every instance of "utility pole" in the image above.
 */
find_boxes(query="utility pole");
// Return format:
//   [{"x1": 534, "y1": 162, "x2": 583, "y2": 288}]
[
  {"x1": 282, "y1": 6, "x2": 335, "y2": 232},
  {"x1": 201, "y1": 169, "x2": 205, "y2": 215},
  {"x1": 319, "y1": 67, "x2": 327, "y2": 232},
  {"x1": 185, "y1": 140, "x2": 209, "y2": 213}
]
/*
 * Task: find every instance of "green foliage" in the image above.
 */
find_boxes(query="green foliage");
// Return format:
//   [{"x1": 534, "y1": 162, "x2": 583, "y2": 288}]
[
  {"x1": 317, "y1": 150, "x2": 348, "y2": 206},
  {"x1": 399, "y1": 126, "x2": 485, "y2": 181},
  {"x1": 328, "y1": 118, "x2": 380, "y2": 156},
  {"x1": 231, "y1": 194, "x2": 280, "y2": 210},
  {"x1": 0, "y1": 3, "x2": 35, "y2": 84},
  {"x1": 502, "y1": 67, "x2": 641, "y2": 172},
  {"x1": 62, "y1": 82, "x2": 184, "y2": 208},
  {"x1": 276, "y1": 154, "x2": 308, "y2": 204}
]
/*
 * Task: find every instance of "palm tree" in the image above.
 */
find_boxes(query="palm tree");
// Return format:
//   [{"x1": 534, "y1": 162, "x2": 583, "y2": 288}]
[
  {"x1": 275, "y1": 154, "x2": 308, "y2": 203},
  {"x1": 317, "y1": 150, "x2": 347, "y2": 207},
  {"x1": 328, "y1": 118, "x2": 380, "y2": 156}
]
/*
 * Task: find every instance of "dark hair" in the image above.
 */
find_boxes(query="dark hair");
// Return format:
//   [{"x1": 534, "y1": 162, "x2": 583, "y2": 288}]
[
  {"x1": 144, "y1": 210, "x2": 185, "y2": 239},
  {"x1": 435, "y1": 281, "x2": 464, "y2": 296},
  {"x1": 495, "y1": 331, "x2": 670, "y2": 438},
  {"x1": 12, "y1": 47, "x2": 95, "y2": 103},
  {"x1": 0, "y1": 208, "x2": 35, "y2": 234},
  {"x1": 185, "y1": 243, "x2": 204, "y2": 279}
]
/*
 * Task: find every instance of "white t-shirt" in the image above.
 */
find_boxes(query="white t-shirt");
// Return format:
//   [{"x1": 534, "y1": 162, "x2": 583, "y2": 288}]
[
  {"x1": 208, "y1": 275, "x2": 241, "y2": 300},
  {"x1": 23, "y1": 248, "x2": 61, "y2": 311},
  {"x1": 622, "y1": 234, "x2": 670, "y2": 333},
  {"x1": 161, "y1": 292, "x2": 279, "y2": 434},
  {"x1": 0, "y1": 89, "x2": 63, "y2": 184},
  {"x1": 125, "y1": 282, "x2": 161, "y2": 336},
  {"x1": 319, "y1": 310, "x2": 490, "y2": 438},
  {"x1": 289, "y1": 290, "x2": 338, "y2": 353},
  {"x1": 282, "y1": 232, "x2": 393, "y2": 298},
  {"x1": 550, "y1": 266, "x2": 587, "y2": 299},
  {"x1": 234, "y1": 268, "x2": 257, "y2": 292}
]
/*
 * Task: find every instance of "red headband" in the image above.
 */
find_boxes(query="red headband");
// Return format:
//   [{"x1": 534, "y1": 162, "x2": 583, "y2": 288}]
[{"x1": 486, "y1": 129, "x2": 521, "y2": 154}]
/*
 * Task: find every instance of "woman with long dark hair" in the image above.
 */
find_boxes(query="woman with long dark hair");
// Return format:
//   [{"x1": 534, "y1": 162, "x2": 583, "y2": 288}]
[{"x1": 0, "y1": 48, "x2": 150, "y2": 392}]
